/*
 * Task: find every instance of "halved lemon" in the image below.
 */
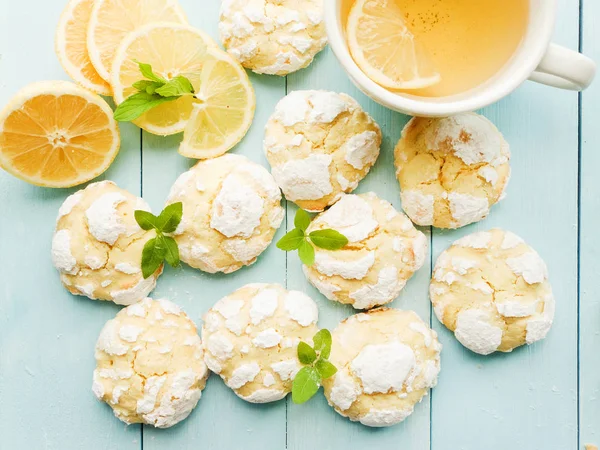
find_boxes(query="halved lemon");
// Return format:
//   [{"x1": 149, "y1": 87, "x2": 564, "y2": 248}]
[
  {"x1": 56, "y1": 0, "x2": 112, "y2": 96},
  {"x1": 179, "y1": 52, "x2": 255, "y2": 159},
  {"x1": 347, "y1": 0, "x2": 441, "y2": 90},
  {"x1": 111, "y1": 22, "x2": 234, "y2": 137},
  {"x1": 87, "y1": 0, "x2": 187, "y2": 83},
  {"x1": 0, "y1": 81, "x2": 120, "y2": 188}
]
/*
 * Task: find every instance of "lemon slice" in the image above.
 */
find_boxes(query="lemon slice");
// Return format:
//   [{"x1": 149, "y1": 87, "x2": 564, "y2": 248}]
[
  {"x1": 56, "y1": 0, "x2": 112, "y2": 96},
  {"x1": 179, "y1": 52, "x2": 255, "y2": 159},
  {"x1": 347, "y1": 0, "x2": 441, "y2": 90},
  {"x1": 87, "y1": 0, "x2": 187, "y2": 83},
  {"x1": 0, "y1": 81, "x2": 120, "y2": 188},
  {"x1": 111, "y1": 23, "x2": 227, "y2": 136}
]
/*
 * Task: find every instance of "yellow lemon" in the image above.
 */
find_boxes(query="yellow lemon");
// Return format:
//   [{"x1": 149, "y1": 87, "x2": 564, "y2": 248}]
[
  {"x1": 87, "y1": 0, "x2": 187, "y2": 83},
  {"x1": 112, "y1": 22, "x2": 253, "y2": 138},
  {"x1": 0, "y1": 81, "x2": 120, "y2": 188},
  {"x1": 179, "y1": 51, "x2": 255, "y2": 159},
  {"x1": 56, "y1": 0, "x2": 112, "y2": 96},
  {"x1": 347, "y1": 0, "x2": 441, "y2": 90}
]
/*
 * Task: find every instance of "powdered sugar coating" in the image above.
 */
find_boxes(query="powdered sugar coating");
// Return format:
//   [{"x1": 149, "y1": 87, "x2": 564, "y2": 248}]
[
  {"x1": 166, "y1": 154, "x2": 284, "y2": 274},
  {"x1": 303, "y1": 193, "x2": 427, "y2": 310},
  {"x1": 395, "y1": 113, "x2": 511, "y2": 229},
  {"x1": 93, "y1": 298, "x2": 208, "y2": 428},
  {"x1": 52, "y1": 229, "x2": 77, "y2": 275},
  {"x1": 85, "y1": 192, "x2": 127, "y2": 245},
  {"x1": 57, "y1": 192, "x2": 82, "y2": 221},
  {"x1": 51, "y1": 181, "x2": 161, "y2": 305},
  {"x1": 219, "y1": 0, "x2": 326, "y2": 76},
  {"x1": 447, "y1": 192, "x2": 490, "y2": 228},
  {"x1": 201, "y1": 283, "x2": 318, "y2": 403},
  {"x1": 265, "y1": 90, "x2": 382, "y2": 212},
  {"x1": 400, "y1": 190, "x2": 434, "y2": 226},
  {"x1": 351, "y1": 342, "x2": 416, "y2": 394},
  {"x1": 455, "y1": 309, "x2": 503, "y2": 355},
  {"x1": 322, "y1": 308, "x2": 441, "y2": 427},
  {"x1": 271, "y1": 154, "x2": 333, "y2": 202},
  {"x1": 430, "y1": 229, "x2": 555, "y2": 355}
]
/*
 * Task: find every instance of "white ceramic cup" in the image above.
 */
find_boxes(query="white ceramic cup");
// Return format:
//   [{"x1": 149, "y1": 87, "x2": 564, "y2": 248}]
[{"x1": 324, "y1": 0, "x2": 597, "y2": 117}]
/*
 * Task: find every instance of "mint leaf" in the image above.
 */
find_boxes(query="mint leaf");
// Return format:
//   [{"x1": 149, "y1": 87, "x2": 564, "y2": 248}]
[
  {"x1": 132, "y1": 80, "x2": 164, "y2": 93},
  {"x1": 292, "y1": 366, "x2": 321, "y2": 404},
  {"x1": 313, "y1": 329, "x2": 332, "y2": 359},
  {"x1": 135, "y1": 210, "x2": 159, "y2": 231},
  {"x1": 141, "y1": 237, "x2": 165, "y2": 279},
  {"x1": 298, "y1": 240, "x2": 315, "y2": 266},
  {"x1": 145, "y1": 83, "x2": 163, "y2": 95},
  {"x1": 297, "y1": 341, "x2": 317, "y2": 365},
  {"x1": 292, "y1": 329, "x2": 337, "y2": 405},
  {"x1": 309, "y1": 229, "x2": 348, "y2": 250},
  {"x1": 114, "y1": 92, "x2": 178, "y2": 122},
  {"x1": 162, "y1": 236, "x2": 180, "y2": 268},
  {"x1": 155, "y1": 76, "x2": 195, "y2": 97},
  {"x1": 294, "y1": 209, "x2": 311, "y2": 232},
  {"x1": 136, "y1": 61, "x2": 166, "y2": 83},
  {"x1": 157, "y1": 202, "x2": 183, "y2": 233},
  {"x1": 138, "y1": 204, "x2": 183, "y2": 278},
  {"x1": 315, "y1": 359, "x2": 337, "y2": 379},
  {"x1": 276, "y1": 228, "x2": 305, "y2": 251},
  {"x1": 277, "y1": 209, "x2": 346, "y2": 267}
]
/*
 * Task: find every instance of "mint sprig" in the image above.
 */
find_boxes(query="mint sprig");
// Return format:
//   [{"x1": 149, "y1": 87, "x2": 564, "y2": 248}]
[
  {"x1": 135, "y1": 202, "x2": 183, "y2": 278},
  {"x1": 292, "y1": 329, "x2": 337, "y2": 404},
  {"x1": 277, "y1": 209, "x2": 348, "y2": 266},
  {"x1": 114, "y1": 61, "x2": 195, "y2": 122}
]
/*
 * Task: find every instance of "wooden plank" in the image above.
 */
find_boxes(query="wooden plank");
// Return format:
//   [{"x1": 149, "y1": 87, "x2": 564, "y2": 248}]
[
  {"x1": 139, "y1": 1, "x2": 288, "y2": 448},
  {"x1": 580, "y1": 0, "x2": 600, "y2": 446},
  {"x1": 430, "y1": 1, "x2": 580, "y2": 449},
  {"x1": 285, "y1": 48, "x2": 433, "y2": 450},
  {"x1": 0, "y1": 1, "x2": 141, "y2": 449}
]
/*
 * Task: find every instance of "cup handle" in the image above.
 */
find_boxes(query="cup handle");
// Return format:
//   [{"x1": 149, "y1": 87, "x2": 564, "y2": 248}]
[{"x1": 529, "y1": 43, "x2": 597, "y2": 91}]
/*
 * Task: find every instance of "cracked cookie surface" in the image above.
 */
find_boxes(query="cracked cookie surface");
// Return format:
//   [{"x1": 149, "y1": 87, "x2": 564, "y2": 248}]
[
  {"x1": 322, "y1": 308, "x2": 441, "y2": 427},
  {"x1": 219, "y1": 0, "x2": 327, "y2": 76},
  {"x1": 303, "y1": 193, "x2": 427, "y2": 310},
  {"x1": 166, "y1": 154, "x2": 284, "y2": 274},
  {"x1": 92, "y1": 298, "x2": 208, "y2": 428},
  {"x1": 51, "y1": 181, "x2": 161, "y2": 305},
  {"x1": 395, "y1": 113, "x2": 511, "y2": 229},
  {"x1": 265, "y1": 90, "x2": 382, "y2": 212},
  {"x1": 430, "y1": 229, "x2": 555, "y2": 355},
  {"x1": 201, "y1": 283, "x2": 319, "y2": 403}
]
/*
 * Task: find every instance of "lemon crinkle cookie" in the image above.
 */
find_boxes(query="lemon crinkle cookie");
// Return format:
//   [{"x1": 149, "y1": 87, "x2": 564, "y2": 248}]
[
  {"x1": 265, "y1": 90, "x2": 382, "y2": 212},
  {"x1": 51, "y1": 181, "x2": 161, "y2": 305},
  {"x1": 166, "y1": 154, "x2": 284, "y2": 274},
  {"x1": 303, "y1": 193, "x2": 427, "y2": 310},
  {"x1": 93, "y1": 298, "x2": 208, "y2": 428},
  {"x1": 219, "y1": 0, "x2": 327, "y2": 76},
  {"x1": 201, "y1": 283, "x2": 319, "y2": 403},
  {"x1": 430, "y1": 229, "x2": 555, "y2": 355},
  {"x1": 322, "y1": 308, "x2": 441, "y2": 427},
  {"x1": 395, "y1": 113, "x2": 511, "y2": 229}
]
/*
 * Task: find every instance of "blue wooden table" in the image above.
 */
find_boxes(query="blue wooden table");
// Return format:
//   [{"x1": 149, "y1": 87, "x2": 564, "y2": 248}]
[{"x1": 0, "y1": 0, "x2": 598, "y2": 449}]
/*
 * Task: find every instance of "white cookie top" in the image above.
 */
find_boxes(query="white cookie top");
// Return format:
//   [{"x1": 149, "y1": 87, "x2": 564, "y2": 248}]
[
  {"x1": 265, "y1": 91, "x2": 381, "y2": 212},
  {"x1": 303, "y1": 193, "x2": 427, "y2": 310},
  {"x1": 395, "y1": 113, "x2": 511, "y2": 229},
  {"x1": 219, "y1": 0, "x2": 327, "y2": 76},
  {"x1": 323, "y1": 308, "x2": 441, "y2": 427},
  {"x1": 201, "y1": 283, "x2": 319, "y2": 403},
  {"x1": 167, "y1": 154, "x2": 284, "y2": 274},
  {"x1": 430, "y1": 228, "x2": 555, "y2": 355},
  {"x1": 423, "y1": 114, "x2": 510, "y2": 166},
  {"x1": 51, "y1": 181, "x2": 160, "y2": 305},
  {"x1": 93, "y1": 298, "x2": 208, "y2": 428}
]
